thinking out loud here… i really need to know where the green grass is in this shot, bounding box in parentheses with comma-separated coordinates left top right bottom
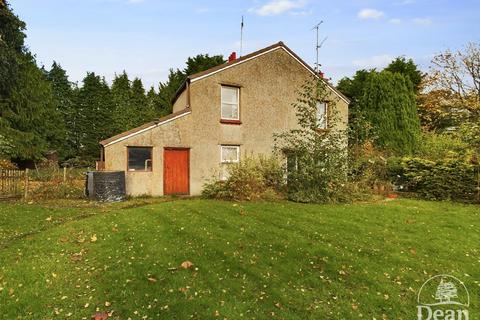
(0, 198, 479, 319)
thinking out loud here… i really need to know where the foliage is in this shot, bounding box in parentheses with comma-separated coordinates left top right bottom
(414, 131, 469, 160)
(420, 42, 480, 130)
(3, 53, 64, 160)
(0, 0, 26, 98)
(275, 77, 349, 203)
(45, 61, 74, 158)
(1, 199, 479, 319)
(337, 69, 374, 147)
(74, 72, 115, 160)
(29, 179, 85, 200)
(359, 71, 421, 154)
(391, 157, 479, 203)
(384, 56, 424, 92)
(348, 140, 392, 196)
(202, 156, 284, 201)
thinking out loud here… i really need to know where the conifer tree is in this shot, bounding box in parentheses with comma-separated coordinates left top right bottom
(111, 71, 132, 131)
(46, 61, 74, 158)
(131, 77, 155, 124)
(76, 72, 115, 160)
(359, 71, 420, 154)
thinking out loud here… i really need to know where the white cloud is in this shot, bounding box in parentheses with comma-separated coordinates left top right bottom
(389, 18, 402, 24)
(353, 54, 394, 68)
(250, 0, 306, 16)
(413, 17, 432, 26)
(358, 8, 384, 20)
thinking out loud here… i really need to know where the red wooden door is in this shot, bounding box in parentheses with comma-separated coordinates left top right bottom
(163, 148, 189, 195)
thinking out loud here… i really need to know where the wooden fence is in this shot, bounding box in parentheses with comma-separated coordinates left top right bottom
(0, 169, 27, 200)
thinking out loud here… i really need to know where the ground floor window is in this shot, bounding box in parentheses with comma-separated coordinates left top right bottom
(220, 145, 240, 180)
(127, 147, 152, 171)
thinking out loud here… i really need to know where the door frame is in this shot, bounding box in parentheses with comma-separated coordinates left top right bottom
(163, 147, 190, 195)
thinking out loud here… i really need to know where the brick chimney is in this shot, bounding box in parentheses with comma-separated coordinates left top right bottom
(228, 52, 237, 62)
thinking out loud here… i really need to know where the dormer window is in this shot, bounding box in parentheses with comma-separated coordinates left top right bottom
(316, 101, 328, 129)
(221, 85, 240, 121)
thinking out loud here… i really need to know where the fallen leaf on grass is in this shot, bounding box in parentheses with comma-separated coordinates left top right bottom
(92, 312, 109, 320)
(147, 277, 157, 283)
(180, 261, 194, 269)
(90, 234, 97, 242)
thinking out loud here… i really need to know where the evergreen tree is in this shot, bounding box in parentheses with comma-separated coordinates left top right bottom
(157, 68, 185, 114)
(384, 57, 423, 93)
(359, 71, 421, 154)
(111, 71, 132, 131)
(146, 86, 163, 117)
(5, 54, 64, 159)
(0, 0, 26, 99)
(131, 77, 155, 124)
(337, 69, 375, 147)
(0, 2, 63, 160)
(76, 72, 115, 160)
(46, 61, 74, 158)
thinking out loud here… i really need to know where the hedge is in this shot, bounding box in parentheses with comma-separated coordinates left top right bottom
(392, 157, 480, 203)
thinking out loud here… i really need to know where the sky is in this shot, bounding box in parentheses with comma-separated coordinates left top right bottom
(9, 0, 480, 89)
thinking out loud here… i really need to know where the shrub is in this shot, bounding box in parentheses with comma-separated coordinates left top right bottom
(415, 131, 468, 160)
(29, 179, 85, 200)
(202, 156, 285, 201)
(391, 157, 479, 203)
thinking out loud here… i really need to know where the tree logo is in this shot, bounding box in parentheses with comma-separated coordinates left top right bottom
(417, 274, 470, 319)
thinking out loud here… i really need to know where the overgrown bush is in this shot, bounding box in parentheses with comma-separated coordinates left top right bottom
(30, 180, 85, 200)
(415, 131, 468, 160)
(202, 156, 285, 201)
(349, 140, 393, 195)
(390, 157, 479, 203)
(274, 77, 352, 203)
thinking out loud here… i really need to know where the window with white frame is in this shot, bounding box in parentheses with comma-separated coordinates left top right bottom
(220, 145, 240, 163)
(221, 86, 239, 120)
(220, 145, 240, 181)
(316, 101, 328, 129)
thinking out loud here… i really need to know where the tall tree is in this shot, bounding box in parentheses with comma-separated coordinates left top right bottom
(131, 77, 155, 124)
(111, 71, 133, 131)
(384, 57, 423, 92)
(45, 61, 74, 158)
(0, 2, 63, 160)
(359, 71, 421, 154)
(337, 69, 375, 147)
(0, 0, 26, 99)
(419, 42, 480, 130)
(76, 72, 115, 160)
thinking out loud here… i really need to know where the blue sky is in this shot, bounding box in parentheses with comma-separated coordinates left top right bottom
(10, 0, 480, 89)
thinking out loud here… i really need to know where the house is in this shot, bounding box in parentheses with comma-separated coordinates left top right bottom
(99, 42, 349, 196)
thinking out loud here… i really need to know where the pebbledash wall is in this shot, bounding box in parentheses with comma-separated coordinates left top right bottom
(101, 43, 349, 196)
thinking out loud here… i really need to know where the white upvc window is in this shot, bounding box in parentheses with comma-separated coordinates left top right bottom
(221, 86, 239, 120)
(316, 101, 328, 129)
(220, 145, 240, 163)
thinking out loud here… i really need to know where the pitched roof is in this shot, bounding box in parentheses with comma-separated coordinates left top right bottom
(101, 42, 350, 148)
(100, 107, 191, 146)
(172, 41, 350, 105)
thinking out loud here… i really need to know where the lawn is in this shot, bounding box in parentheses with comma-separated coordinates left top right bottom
(0, 198, 478, 319)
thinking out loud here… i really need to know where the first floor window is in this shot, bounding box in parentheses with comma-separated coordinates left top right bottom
(316, 101, 328, 129)
(220, 145, 240, 180)
(221, 86, 240, 120)
(127, 147, 152, 171)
